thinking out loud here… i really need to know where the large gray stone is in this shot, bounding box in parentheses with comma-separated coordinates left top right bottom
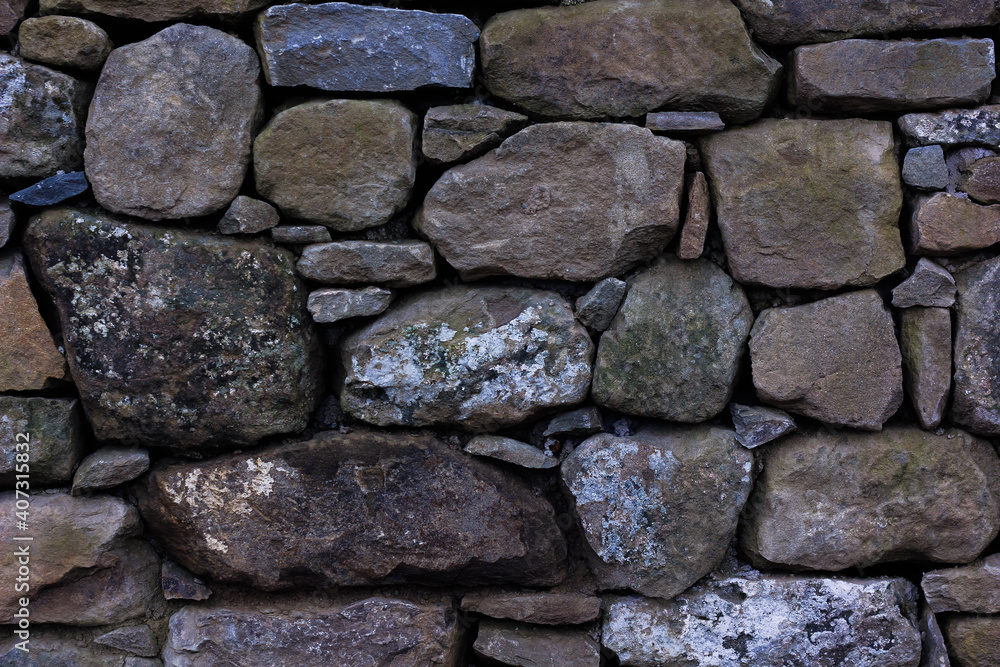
(899, 105, 1000, 150)
(923, 553, 1000, 614)
(422, 104, 529, 165)
(953, 256, 1000, 435)
(339, 286, 593, 430)
(0, 397, 81, 487)
(473, 621, 601, 667)
(901, 307, 952, 430)
(592, 257, 752, 423)
(40, 0, 271, 21)
(296, 240, 436, 288)
(414, 122, 685, 282)
(85, 24, 262, 220)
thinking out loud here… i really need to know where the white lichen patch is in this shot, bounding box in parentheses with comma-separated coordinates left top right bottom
(162, 457, 297, 520)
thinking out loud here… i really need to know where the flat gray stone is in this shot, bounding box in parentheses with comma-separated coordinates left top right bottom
(474, 620, 601, 667)
(901, 307, 952, 430)
(95, 625, 158, 658)
(953, 256, 1000, 435)
(542, 406, 603, 438)
(218, 196, 279, 235)
(296, 240, 436, 288)
(422, 104, 529, 164)
(729, 404, 796, 449)
(0, 397, 81, 486)
(958, 155, 1000, 204)
(40, 0, 271, 21)
(307, 287, 394, 324)
(255, 3, 479, 92)
(575, 277, 627, 332)
(271, 226, 332, 245)
(18, 15, 113, 71)
(464, 435, 558, 469)
(892, 258, 957, 308)
(71, 446, 150, 495)
(904, 146, 949, 191)
(923, 553, 1000, 614)
(9, 171, 88, 206)
(161, 561, 211, 601)
(646, 111, 725, 135)
(909, 192, 1000, 255)
(461, 592, 600, 625)
(899, 105, 1000, 150)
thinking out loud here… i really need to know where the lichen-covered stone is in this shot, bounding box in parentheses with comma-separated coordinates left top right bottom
(923, 553, 1000, 614)
(307, 287, 394, 325)
(86, 24, 262, 220)
(562, 425, 754, 600)
(24, 207, 322, 451)
(296, 240, 436, 288)
(415, 122, 685, 281)
(339, 286, 593, 430)
(740, 427, 1000, 571)
(953, 256, 1000, 436)
(901, 307, 952, 430)
(138, 429, 567, 589)
(461, 592, 601, 626)
(729, 404, 796, 449)
(903, 146, 949, 191)
(0, 397, 81, 486)
(909, 193, 1000, 255)
(422, 104, 529, 164)
(592, 257, 752, 423)
(603, 576, 921, 667)
(71, 446, 150, 495)
(464, 435, 558, 469)
(473, 620, 601, 667)
(254, 99, 416, 231)
(575, 278, 627, 332)
(701, 119, 905, 289)
(959, 156, 1000, 205)
(940, 615, 1000, 667)
(892, 258, 957, 308)
(899, 105, 1000, 149)
(40, 0, 270, 21)
(480, 0, 782, 123)
(18, 16, 113, 71)
(217, 196, 279, 235)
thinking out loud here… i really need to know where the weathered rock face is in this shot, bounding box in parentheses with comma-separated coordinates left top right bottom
(339, 286, 593, 430)
(254, 99, 416, 231)
(898, 105, 1000, 149)
(138, 429, 567, 589)
(741, 427, 1000, 571)
(940, 615, 1000, 667)
(40, 0, 270, 21)
(647, 111, 725, 135)
(960, 156, 1000, 204)
(162, 562, 211, 602)
(750, 290, 903, 430)
(592, 257, 752, 422)
(678, 172, 711, 260)
(422, 104, 529, 164)
(892, 258, 957, 308)
(18, 16, 113, 71)
(306, 287, 394, 325)
(24, 207, 322, 450)
(575, 277, 627, 332)
(900, 307, 952, 431)
(464, 435, 558, 470)
(461, 592, 601, 625)
(909, 193, 1000, 255)
(0, 54, 87, 179)
(0, 626, 158, 665)
(85, 24, 261, 220)
(561, 425, 754, 600)
(480, 0, 782, 123)
(0, 397, 81, 486)
(217, 196, 279, 235)
(163, 598, 460, 667)
(603, 576, 922, 667)
(953, 256, 1000, 436)
(789, 38, 995, 113)
(71, 446, 150, 495)
(921, 605, 950, 667)
(473, 620, 601, 667)
(415, 122, 685, 281)
(94, 625, 158, 657)
(255, 3, 479, 91)
(701, 119, 904, 289)
(923, 553, 1000, 614)
(296, 240, 436, 287)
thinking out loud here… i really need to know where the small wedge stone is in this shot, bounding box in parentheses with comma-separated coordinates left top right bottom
(892, 259, 957, 308)
(464, 435, 558, 469)
(730, 404, 796, 449)
(307, 287, 394, 324)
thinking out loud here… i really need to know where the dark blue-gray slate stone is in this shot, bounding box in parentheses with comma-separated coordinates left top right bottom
(9, 171, 88, 206)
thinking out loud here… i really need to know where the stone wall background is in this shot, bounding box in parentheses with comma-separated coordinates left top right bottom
(1, 0, 1000, 665)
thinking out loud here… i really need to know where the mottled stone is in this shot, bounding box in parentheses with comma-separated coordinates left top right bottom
(543, 406, 603, 438)
(575, 278, 627, 332)
(904, 146, 950, 191)
(678, 171, 711, 260)
(899, 106, 1000, 150)
(296, 240, 436, 288)
(959, 156, 1000, 205)
(603, 576, 921, 667)
(40, 0, 270, 21)
(86, 25, 261, 220)
(920, 605, 950, 667)
(255, 3, 479, 92)
(592, 257, 752, 423)
(161, 562, 211, 601)
(139, 429, 567, 588)
(71, 446, 150, 495)
(95, 625, 158, 658)
(474, 620, 600, 667)
(25, 207, 322, 451)
(741, 427, 1000, 571)
(0, 250, 66, 391)
(750, 290, 903, 430)
(422, 104, 529, 164)
(729, 404, 796, 449)
(339, 286, 593, 430)
(940, 616, 1000, 667)
(562, 425, 754, 599)
(9, 171, 88, 206)
(415, 122, 685, 281)
(953, 257, 1000, 435)
(923, 553, 1000, 614)
(0, 397, 81, 486)
(0, 199, 12, 248)
(18, 16, 113, 71)
(0, 0, 27, 36)
(646, 111, 725, 135)
(901, 307, 952, 430)
(217, 196, 279, 235)
(464, 435, 558, 470)
(254, 99, 416, 231)
(910, 193, 1000, 255)
(0, 54, 87, 178)
(701, 119, 904, 289)
(307, 287, 394, 324)
(461, 592, 600, 625)
(480, 0, 782, 123)
(893, 259, 957, 308)
(270, 226, 331, 245)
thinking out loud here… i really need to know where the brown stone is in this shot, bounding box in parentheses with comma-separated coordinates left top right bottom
(473, 621, 601, 667)
(40, 0, 270, 21)
(461, 592, 601, 625)
(920, 604, 950, 667)
(923, 553, 1000, 614)
(296, 240, 436, 288)
(960, 156, 1000, 205)
(678, 172, 711, 260)
(940, 615, 1000, 667)
(910, 193, 1000, 255)
(901, 307, 952, 430)
(422, 104, 529, 165)
(18, 16, 113, 71)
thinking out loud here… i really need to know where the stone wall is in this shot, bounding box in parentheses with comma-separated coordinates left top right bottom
(1, 0, 999, 665)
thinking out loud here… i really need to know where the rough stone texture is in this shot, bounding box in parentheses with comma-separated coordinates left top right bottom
(422, 104, 529, 164)
(72, 446, 150, 495)
(0, 397, 81, 486)
(162, 562, 211, 601)
(904, 146, 950, 191)
(95, 625, 158, 658)
(592, 257, 752, 423)
(255, 3, 479, 91)
(646, 111, 725, 135)
(18, 16, 113, 71)
(24, 207, 322, 451)
(254, 99, 416, 231)
(0, 249, 66, 392)
(543, 406, 603, 438)
(909, 193, 1000, 255)
(893, 259, 957, 308)
(464, 435, 558, 469)
(0, 199, 12, 248)
(307, 287, 394, 324)
(953, 256, 1000, 436)
(678, 172, 711, 260)
(899, 106, 1000, 150)
(940, 615, 1000, 667)
(339, 286, 593, 430)
(740, 426, 1000, 571)
(415, 122, 685, 281)
(750, 290, 903, 430)
(271, 226, 331, 245)
(730, 404, 796, 449)
(461, 592, 600, 625)
(733, 0, 1000, 44)
(0, 627, 158, 666)
(923, 553, 1000, 614)
(603, 576, 921, 667)
(561, 425, 754, 599)
(480, 0, 782, 123)
(575, 277, 627, 332)
(473, 620, 601, 667)
(296, 240, 436, 288)
(9, 171, 88, 206)
(163, 599, 460, 666)
(789, 39, 995, 114)
(901, 307, 952, 430)
(40, 0, 271, 21)
(217, 196, 279, 235)
(138, 429, 567, 589)
(701, 119, 904, 289)
(920, 605, 950, 667)
(949, 147, 998, 190)
(0, 54, 87, 179)
(959, 156, 1000, 205)
(0, 0, 27, 36)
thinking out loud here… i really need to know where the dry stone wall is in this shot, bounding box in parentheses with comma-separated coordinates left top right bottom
(2, 0, 1000, 665)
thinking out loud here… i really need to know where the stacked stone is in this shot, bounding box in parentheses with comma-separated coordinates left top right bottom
(2, 0, 1000, 664)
